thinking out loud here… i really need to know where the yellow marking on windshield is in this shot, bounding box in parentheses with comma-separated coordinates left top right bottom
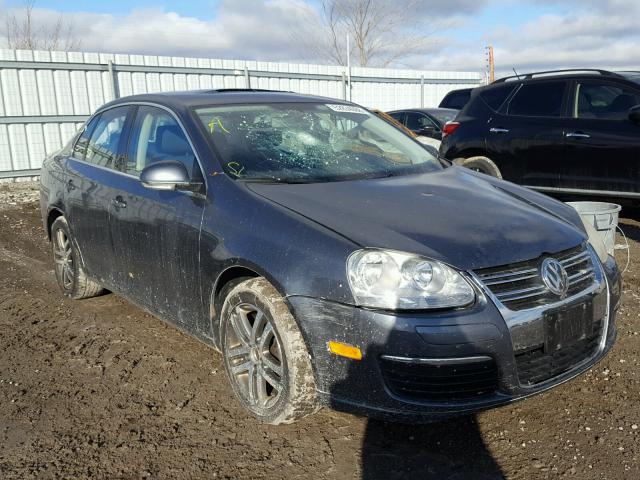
(227, 162, 245, 176)
(208, 117, 230, 134)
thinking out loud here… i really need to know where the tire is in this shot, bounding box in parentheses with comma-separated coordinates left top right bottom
(454, 156, 502, 179)
(220, 277, 317, 424)
(50, 216, 103, 300)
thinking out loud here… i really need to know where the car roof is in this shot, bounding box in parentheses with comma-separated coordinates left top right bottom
(442, 88, 472, 95)
(99, 89, 352, 112)
(620, 72, 640, 84)
(492, 69, 640, 85)
(387, 108, 459, 115)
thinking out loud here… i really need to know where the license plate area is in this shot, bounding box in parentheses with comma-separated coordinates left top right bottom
(545, 300, 594, 352)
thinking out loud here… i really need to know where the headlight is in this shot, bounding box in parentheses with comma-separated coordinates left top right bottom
(579, 218, 609, 264)
(347, 249, 475, 310)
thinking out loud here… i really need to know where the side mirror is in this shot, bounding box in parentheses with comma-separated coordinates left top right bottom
(140, 160, 199, 191)
(629, 105, 640, 125)
(418, 125, 436, 136)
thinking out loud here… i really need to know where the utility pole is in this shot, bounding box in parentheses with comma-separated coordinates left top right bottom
(485, 45, 495, 83)
(346, 33, 352, 101)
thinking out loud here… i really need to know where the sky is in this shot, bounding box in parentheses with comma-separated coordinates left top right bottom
(1, 0, 639, 77)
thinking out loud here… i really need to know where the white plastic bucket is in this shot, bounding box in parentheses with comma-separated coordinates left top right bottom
(566, 201, 621, 256)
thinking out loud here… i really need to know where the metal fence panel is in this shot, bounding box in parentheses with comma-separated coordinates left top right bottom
(0, 48, 482, 179)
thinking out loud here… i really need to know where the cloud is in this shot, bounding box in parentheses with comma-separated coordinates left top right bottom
(1, 0, 321, 61)
(530, 0, 640, 13)
(485, 1, 640, 76)
(1, 0, 639, 77)
(0, 0, 486, 67)
(386, 0, 640, 77)
(400, 0, 491, 19)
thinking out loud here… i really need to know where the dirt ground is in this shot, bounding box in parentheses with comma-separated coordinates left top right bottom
(0, 181, 639, 480)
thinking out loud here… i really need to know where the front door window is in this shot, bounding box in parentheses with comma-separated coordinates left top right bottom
(574, 82, 640, 120)
(126, 106, 200, 180)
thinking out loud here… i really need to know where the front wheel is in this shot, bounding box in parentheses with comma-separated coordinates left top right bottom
(220, 277, 317, 424)
(454, 156, 503, 179)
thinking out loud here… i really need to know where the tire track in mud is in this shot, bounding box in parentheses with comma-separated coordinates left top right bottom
(0, 205, 355, 480)
(1, 191, 640, 479)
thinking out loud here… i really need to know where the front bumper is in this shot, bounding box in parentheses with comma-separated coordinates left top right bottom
(288, 256, 621, 422)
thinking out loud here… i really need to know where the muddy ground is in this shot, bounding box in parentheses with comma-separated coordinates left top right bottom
(0, 181, 639, 480)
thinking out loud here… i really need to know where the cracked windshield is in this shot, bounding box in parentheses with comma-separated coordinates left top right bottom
(195, 102, 441, 182)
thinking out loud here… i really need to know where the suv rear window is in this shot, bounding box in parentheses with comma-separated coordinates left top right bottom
(440, 90, 471, 109)
(479, 84, 517, 111)
(508, 81, 566, 117)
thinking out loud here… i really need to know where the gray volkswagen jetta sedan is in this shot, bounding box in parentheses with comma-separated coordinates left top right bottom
(39, 90, 621, 424)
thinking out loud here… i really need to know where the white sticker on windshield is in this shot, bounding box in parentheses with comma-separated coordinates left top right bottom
(325, 104, 369, 115)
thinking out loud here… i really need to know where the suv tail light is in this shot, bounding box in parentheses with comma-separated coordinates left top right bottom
(442, 121, 460, 137)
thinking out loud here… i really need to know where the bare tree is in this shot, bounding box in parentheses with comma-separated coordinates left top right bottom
(3, 0, 81, 51)
(301, 0, 431, 68)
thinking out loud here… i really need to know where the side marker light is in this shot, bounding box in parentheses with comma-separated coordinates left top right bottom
(328, 341, 363, 360)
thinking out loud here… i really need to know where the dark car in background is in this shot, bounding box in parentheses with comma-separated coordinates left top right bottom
(440, 69, 640, 199)
(387, 108, 459, 140)
(438, 88, 473, 110)
(40, 90, 620, 424)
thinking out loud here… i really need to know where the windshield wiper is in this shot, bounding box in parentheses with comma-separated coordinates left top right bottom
(239, 177, 285, 184)
(356, 171, 398, 181)
(241, 172, 403, 184)
(439, 157, 452, 168)
(240, 176, 320, 184)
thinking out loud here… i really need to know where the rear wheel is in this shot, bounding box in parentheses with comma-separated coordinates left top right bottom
(51, 217, 103, 300)
(454, 156, 502, 179)
(220, 277, 317, 424)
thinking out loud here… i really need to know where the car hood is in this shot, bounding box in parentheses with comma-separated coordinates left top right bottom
(247, 167, 586, 270)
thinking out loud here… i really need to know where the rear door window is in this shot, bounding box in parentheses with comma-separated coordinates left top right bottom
(480, 84, 517, 111)
(508, 81, 567, 117)
(72, 115, 101, 160)
(84, 106, 129, 168)
(574, 82, 640, 120)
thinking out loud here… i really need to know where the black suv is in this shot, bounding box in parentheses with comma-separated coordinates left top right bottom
(440, 69, 640, 199)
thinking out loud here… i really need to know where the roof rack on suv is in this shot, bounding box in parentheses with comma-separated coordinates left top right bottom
(493, 69, 623, 83)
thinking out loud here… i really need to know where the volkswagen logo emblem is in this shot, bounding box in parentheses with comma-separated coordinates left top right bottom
(541, 258, 568, 297)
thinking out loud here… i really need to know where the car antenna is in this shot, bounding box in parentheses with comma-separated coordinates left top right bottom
(512, 68, 521, 80)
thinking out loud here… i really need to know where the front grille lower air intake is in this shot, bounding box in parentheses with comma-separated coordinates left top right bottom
(380, 356, 499, 401)
(514, 319, 604, 385)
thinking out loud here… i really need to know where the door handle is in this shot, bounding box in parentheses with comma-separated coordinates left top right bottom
(111, 196, 127, 209)
(489, 127, 509, 134)
(565, 132, 590, 139)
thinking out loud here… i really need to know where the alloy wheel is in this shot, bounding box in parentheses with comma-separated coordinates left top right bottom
(53, 228, 74, 290)
(225, 303, 285, 409)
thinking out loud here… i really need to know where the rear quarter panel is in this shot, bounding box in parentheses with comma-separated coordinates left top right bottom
(39, 154, 68, 236)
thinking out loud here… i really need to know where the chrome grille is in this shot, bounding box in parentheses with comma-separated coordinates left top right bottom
(475, 245, 596, 311)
